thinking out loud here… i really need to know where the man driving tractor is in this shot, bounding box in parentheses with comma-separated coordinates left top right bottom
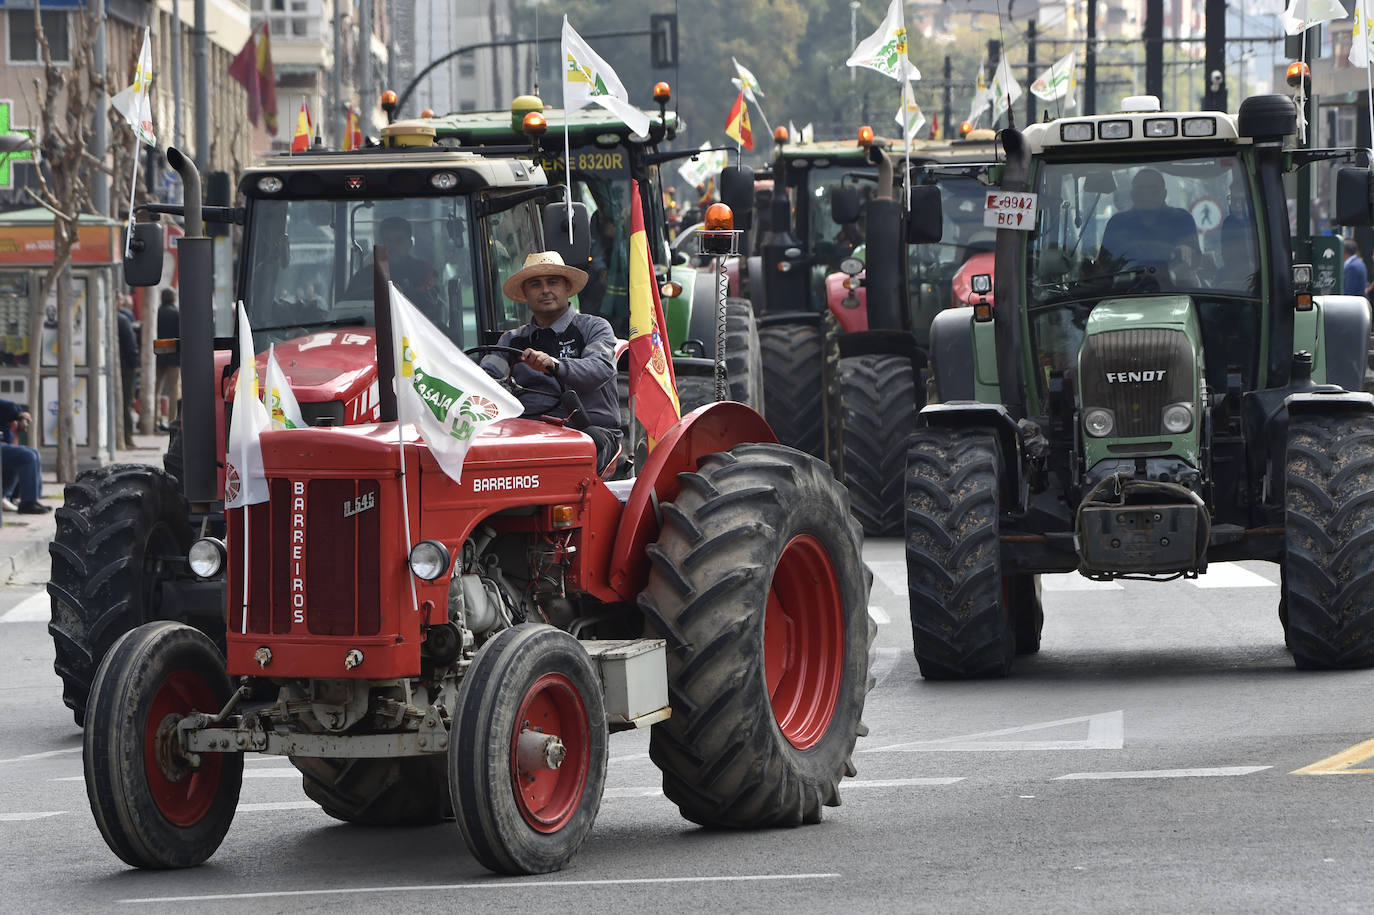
(480, 251, 622, 472)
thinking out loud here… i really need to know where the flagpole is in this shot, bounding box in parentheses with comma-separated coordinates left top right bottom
(1299, 30, 1308, 144)
(1365, 0, 1374, 147)
(241, 507, 251, 634)
(389, 283, 420, 615)
(564, 108, 574, 243)
(124, 147, 142, 257)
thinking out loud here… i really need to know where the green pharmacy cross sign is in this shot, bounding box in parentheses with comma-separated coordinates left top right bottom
(0, 101, 37, 189)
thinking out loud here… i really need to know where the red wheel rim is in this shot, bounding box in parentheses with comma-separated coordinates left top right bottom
(510, 672, 590, 833)
(143, 670, 224, 827)
(764, 534, 844, 749)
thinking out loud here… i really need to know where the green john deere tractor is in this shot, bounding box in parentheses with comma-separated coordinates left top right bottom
(905, 93, 1374, 677)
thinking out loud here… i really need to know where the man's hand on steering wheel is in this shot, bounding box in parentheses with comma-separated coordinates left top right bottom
(520, 348, 561, 376)
(464, 344, 565, 417)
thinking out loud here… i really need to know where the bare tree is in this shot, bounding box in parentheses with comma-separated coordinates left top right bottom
(24, 3, 114, 481)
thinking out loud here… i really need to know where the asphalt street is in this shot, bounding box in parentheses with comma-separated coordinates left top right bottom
(2, 539, 1372, 914)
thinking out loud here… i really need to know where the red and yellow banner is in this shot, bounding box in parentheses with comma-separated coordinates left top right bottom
(725, 90, 753, 150)
(291, 98, 312, 153)
(627, 179, 679, 446)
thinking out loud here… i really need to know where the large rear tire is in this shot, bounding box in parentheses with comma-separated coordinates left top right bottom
(759, 323, 824, 458)
(84, 622, 241, 869)
(47, 464, 198, 726)
(724, 297, 763, 409)
(905, 427, 1015, 679)
(1282, 413, 1374, 669)
(292, 756, 451, 826)
(676, 373, 717, 415)
(837, 354, 917, 536)
(640, 443, 872, 828)
(451, 624, 607, 875)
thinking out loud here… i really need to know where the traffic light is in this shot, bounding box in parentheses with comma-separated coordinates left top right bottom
(650, 13, 677, 70)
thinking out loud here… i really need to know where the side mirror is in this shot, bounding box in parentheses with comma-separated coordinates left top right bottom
(905, 185, 944, 244)
(719, 165, 755, 231)
(123, 222, 164, 287)
(1334, 167, 1374, 227)
(831, 185, 861, 224)
(542, 202, 591, 270)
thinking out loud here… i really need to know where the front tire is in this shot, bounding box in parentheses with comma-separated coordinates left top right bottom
(759, 323, 824, 458)
(837, 354, 917, 536)
(640, 443, 872, 828)
(47, 464, 197, 726)
(905, 427, 1015, 678)
(450, 624, 607, 875)
(83, 622, 241, 869)
(1282, 413, 1374, 669)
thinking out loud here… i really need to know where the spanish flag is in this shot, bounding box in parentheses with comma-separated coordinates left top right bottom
(343, 104, 362, 151)
(290, 97, 311, 153)
(725, 90, 753, 151)
(628, 178, 679, 446)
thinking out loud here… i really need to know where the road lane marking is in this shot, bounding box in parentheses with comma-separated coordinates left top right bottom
(118, 873, 843, 904)
(0, 747, 80, 764)
(1291, 738, 1374, 775)
(608, 752, 650, 763)
(845, 777, 964, 788)
(0, 592, 50, 623)
(1056, 766, 1270, 780)
(238, 801, 319, 813)
(0, 811, 65, 821)
(1192, 564, 1276, 589)
(863, 710, 1125, 752)
(868, 605, 891, 625)
(869, 647, 902, 689)
(867, 560, 906, 597)
(1041, 574, 1124, 592)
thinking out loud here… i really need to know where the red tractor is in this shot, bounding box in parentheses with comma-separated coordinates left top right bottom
(79, 126, 872, 875)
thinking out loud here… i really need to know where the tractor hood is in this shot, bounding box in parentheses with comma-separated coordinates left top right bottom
(226, 328, 382, 425)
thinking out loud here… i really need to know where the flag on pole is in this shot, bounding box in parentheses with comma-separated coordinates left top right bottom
(968, 69, 992, 124)
(228, 31, 263, 127)
(257, 24, 279, 135)
(291, 98, 312, 153)
(732, 57, 765, 102)
(264, 345, 305, 430)
(725, 90, 754, 150)
(391, 285, 523, 485)
(1281, 0, 1347, 34)
(895, 76, 926, 139)
(989, 58, 1024, 124)
(800, 122, 814, 143)
(1351, 8, 1374, 67)
(343, 104, 363, 150)
(561, 16, 651, 137)
(110, 28, 155, 147)
(1031, 50, 1078, 107)
(628, 179, 680, 445)
(677, 142, 727, 187)
(846, 0, 921, 81)
(225, 302, 272, 509)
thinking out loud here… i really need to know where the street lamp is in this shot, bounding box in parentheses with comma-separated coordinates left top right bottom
(850, 2, 861, 83)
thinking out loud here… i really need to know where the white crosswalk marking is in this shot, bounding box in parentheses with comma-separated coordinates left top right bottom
(1193, 564, 1276, 589)
(0, 592, 50, 624)
(1041, 574, 1123, 592)
(867, 560, 906, 597)
(1056, 765, 1271, 780)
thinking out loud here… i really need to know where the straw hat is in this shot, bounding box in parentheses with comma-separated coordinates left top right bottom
(501, 251, 589, 303)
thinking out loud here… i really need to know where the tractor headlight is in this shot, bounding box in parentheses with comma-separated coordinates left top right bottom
(188, 538, 227, 578)
(408, 540, 451, 581)
(1084, 408, 1115, 437)
(1162, 403, 1194, 434)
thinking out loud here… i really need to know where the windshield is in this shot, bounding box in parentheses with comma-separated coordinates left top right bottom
(1029, 155, 1259, 305)
(242, 196, 479, 349)
(798, 164, 875, 308)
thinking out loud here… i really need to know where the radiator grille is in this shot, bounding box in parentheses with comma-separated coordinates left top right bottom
(1079, 329, 1194, 438)
(230, 478, 382, 637)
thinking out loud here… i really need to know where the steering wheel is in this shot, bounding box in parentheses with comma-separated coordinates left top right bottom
(464, 344, 566, 418)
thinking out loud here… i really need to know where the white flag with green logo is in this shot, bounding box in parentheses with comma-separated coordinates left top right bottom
(225, 302, 272, 509)
(677, 142, 727, 188)
(1351, 3, 1374, 67)
(732, 57, 765, 102)
(846, 0, 921, 81)
(1281, 0, 1347, 34)
(390, 284, 523, 485)
(989, 58, 1024, 124)
(968, 69, 992, 124)
(562, 16, 650, 137)
(110, 27, 155, 147)
(1031, 50, 1077, 105)
(895, 77, 926, 139)
(264, 344, 305, 430)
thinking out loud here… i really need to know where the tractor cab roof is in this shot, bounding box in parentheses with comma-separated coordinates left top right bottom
(1021, 98, 1247, 156)
(429, 103, 680, 148)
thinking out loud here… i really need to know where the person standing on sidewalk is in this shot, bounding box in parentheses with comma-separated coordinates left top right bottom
(154, 288, 180, 432)
(0, 398, 51, 514)
(117, 295, 139, 447)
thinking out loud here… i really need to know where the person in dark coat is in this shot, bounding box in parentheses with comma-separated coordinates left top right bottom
(155, 287, 180, 432)
(117, 295, 140, 445)
(0, 398, 50, 513)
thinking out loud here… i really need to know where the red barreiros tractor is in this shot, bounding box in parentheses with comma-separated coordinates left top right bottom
(80, 123, 872, 875)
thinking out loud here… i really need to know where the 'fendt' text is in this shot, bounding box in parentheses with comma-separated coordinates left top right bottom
(1106, 370, 1168, 383)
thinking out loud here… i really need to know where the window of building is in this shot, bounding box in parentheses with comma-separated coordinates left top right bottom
(8, 10, 70, 63)
(458, 52, 475, 78)
(255, 0, 317, 42)
(460, 100, 477, 112)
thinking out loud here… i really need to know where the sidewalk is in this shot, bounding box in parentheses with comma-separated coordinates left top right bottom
(0, 433, 170, 584)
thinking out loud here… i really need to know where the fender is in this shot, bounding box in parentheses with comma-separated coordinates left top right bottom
(607, 401, 776, 598)
(1310, 294, 1372, 392)
(918, 401, 1027, 513)
(1285, 390, 1374, 415)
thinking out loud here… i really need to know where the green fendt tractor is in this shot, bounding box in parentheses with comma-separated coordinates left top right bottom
(906, 94, 1374, 677)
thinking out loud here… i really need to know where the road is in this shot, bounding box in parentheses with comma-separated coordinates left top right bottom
(2, 540, 1372, 914)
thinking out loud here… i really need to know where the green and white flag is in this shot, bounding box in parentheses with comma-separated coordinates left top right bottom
(968, 69, 992, 124)
(225, 302, 272, 509)
(110, 26, 155, 147)
(1351, 3, 1374, 67)
(846, 0, 921, 82)
(1281, 0, 1347, 34)
(562, 16, 650, 137)
(896, 77, 926, 139)
(732, 57, 764, 102)
(1031, 50, 1077, 107)
(677, 142, 727, 188)
(989, 57, 1023, 124)
(391, 283, 523, 485)
(264, 344, 304, 431)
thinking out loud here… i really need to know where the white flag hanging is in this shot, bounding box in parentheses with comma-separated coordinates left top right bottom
(1351, 6, 1374, 67)
(1031, 50, 1078, 104)
(562, 17, 650, 137)
(1281, 0, 1347, 34)
(264, 344, 305, 430)
(732, 57, 765, 102)
(391, 284, 524, 485)
(110, 27, 155, 147)
(989, 57, 1024, 124)
(846, 0, 921, 81)
(968, 70, 993, 124)
(677, 142, 727, 188)
(800, 122, 814, 143)
(895, 77, 927, 139)
(225, 302, 272, 509)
